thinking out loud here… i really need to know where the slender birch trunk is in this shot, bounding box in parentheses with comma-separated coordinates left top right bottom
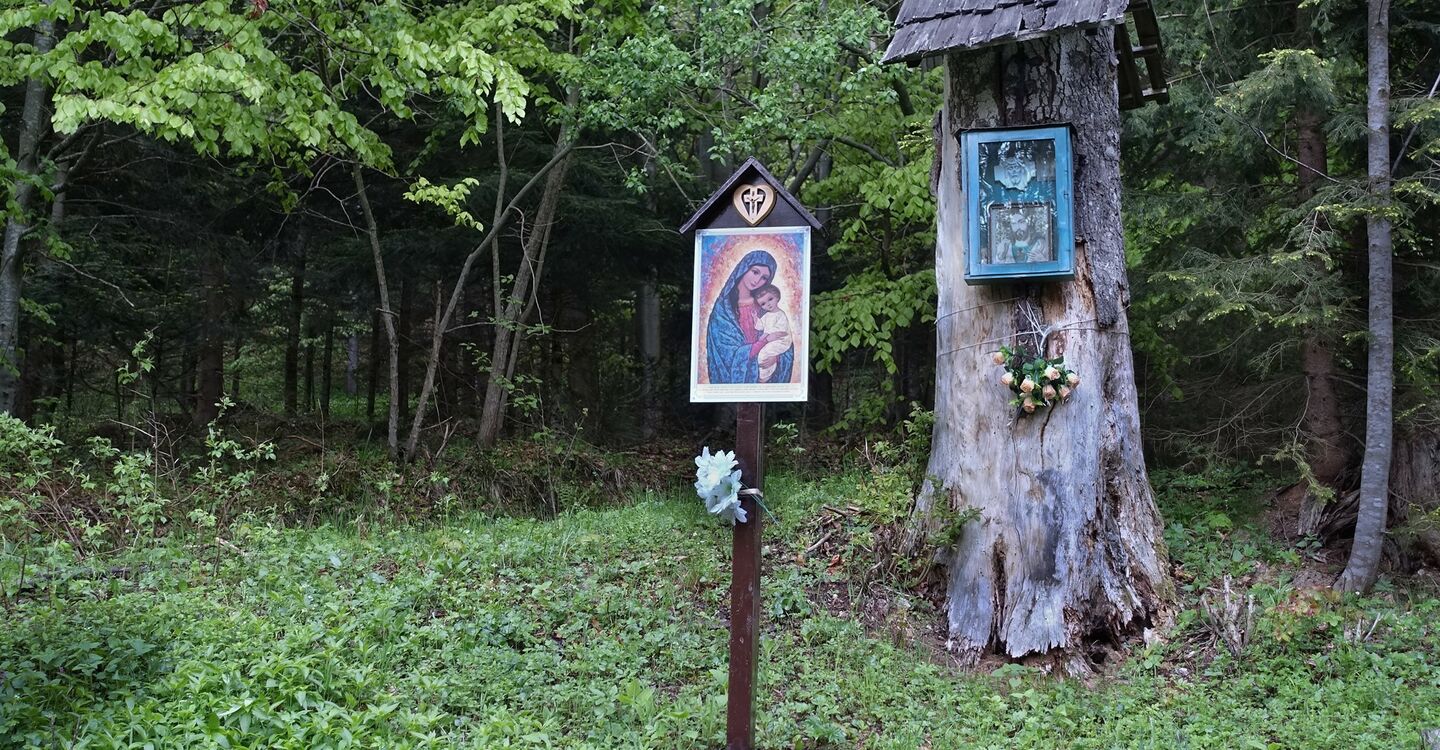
(1336, 0, 1393, 593)
(353, 165, 402, 459)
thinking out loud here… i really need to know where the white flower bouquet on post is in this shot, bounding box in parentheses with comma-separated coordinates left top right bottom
(694, 447, 748, 525)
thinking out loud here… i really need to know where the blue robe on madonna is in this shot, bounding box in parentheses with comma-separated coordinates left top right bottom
(706, 250, 795, 385)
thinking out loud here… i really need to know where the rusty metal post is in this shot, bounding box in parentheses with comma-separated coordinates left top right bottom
(726, 402, 765, 750)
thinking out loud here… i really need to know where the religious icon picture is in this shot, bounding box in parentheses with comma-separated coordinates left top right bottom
(987, 202, 1055, 264)
(960, 125, 1075, 283)
(690, 226, 811, 403)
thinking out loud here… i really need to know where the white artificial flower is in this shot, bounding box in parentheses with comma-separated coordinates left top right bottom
(694, 450, 749, 526)
(694, 447, 738, 496)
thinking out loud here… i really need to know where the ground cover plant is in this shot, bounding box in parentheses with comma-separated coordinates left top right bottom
(3, 470, 1437, 749)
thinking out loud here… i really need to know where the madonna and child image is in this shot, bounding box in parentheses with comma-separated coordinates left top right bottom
(689, 226, 810, 403)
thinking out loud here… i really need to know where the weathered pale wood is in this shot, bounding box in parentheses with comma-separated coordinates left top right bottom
(915, 29, 1169, 668)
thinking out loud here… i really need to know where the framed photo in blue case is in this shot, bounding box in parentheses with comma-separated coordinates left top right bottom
(959, 125, 1075, 284)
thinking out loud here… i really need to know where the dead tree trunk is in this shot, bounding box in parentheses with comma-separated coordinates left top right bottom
(1336, 0, 1393, 593)
(915, 36, 1169, 669)
(366, 307, 381, 424)
(346, 330, 359, 397)
(303, 321, 316, 412)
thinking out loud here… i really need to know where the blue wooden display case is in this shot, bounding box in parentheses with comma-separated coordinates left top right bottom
(959, 125, 1075, 284)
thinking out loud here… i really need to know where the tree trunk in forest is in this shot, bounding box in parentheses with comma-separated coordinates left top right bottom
(399, 113, 577, 459)
(0, 6, 55, 416)
(397, 277, 414, 425)
(284, 225, 307, 416)
(194, 250, 226, 427)
(320, 322, 334, 420)
(639, 267, 662, 440)
(230, 334, 241, 402)
(346, 331, 359, 397)
(1292, 101, 1355, 537)
(353, 166, 401, 458)
(477, 123, 577, 449)
(367, 307, 381, 424)
(303, 322, 316, 412)
(1336, 0, 1393, 593)
(639, 152, 663, 441)
(913, 37, 1169, 669)
(1390, 427, 1440, 565)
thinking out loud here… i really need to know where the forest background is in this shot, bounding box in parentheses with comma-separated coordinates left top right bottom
(3, 0, 1440, 588)
(2, 0, 1440, 743)
(2, 0, 1440, 742)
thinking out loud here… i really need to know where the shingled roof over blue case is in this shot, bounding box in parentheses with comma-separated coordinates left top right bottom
(882, 0, 1129, 64)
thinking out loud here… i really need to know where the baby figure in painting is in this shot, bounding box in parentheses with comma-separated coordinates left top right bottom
(750, 284, 792, 383)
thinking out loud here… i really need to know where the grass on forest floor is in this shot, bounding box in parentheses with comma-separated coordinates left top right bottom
(2, 471, 1439, 749)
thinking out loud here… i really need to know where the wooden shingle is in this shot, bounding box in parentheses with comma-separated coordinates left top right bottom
(884, 0, 1125, 63)
(883, 0, 1169, 110)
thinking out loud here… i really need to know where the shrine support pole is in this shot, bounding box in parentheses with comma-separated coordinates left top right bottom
(727, 402, 765, 750)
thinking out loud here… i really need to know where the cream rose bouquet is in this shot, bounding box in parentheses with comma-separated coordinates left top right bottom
(990, 345, 1080, 414)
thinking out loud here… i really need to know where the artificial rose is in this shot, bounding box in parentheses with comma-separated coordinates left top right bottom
(1044, 365, 1061, 381)
(1042, 384, 1057, 400)
(1001, 372, 1016, 387)
(1020, 377, 1036, 394)
(1067, 372, 1080, 387)
(1059, 385, 1072, 400)
(992, 351, 1007, 366)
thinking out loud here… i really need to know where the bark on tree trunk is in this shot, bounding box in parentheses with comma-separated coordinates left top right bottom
(477, 125, 577, 449)
(639, 266, 662, 440)
(194, 250, 226, 427)
(398, 276, 414, 425)
(353, 165, 401, 459)
(1390, 427, 1440, 565)
(1336, 0, 1393, 593)
(914, 36, 1169, 669)
(346, 330, 359, 397)
(367, 307, 381, 424)
(320, 322, 334, 421)
(1292, 102, 1355, 537)
(284, 225, 307, 416)
(303, 321, 316, 412)
(0, 6, 56, 415)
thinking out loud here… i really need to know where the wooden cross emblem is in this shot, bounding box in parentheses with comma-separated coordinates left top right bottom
(732, 182, 776, 225)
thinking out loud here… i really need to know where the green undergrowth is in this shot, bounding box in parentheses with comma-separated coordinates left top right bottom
(2, 473, 1438, 749)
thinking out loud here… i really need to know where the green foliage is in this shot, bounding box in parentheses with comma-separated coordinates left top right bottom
(2, 472, 1438, 748)
(0, 409, 276, 554)
(811, 269, 935, 375)
(1122, 0, 1440, 458)
(1154, 466, 1296, 590)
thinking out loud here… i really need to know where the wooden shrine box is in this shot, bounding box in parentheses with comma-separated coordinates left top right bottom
(961, 124, 1076, 284)
(680, 158, 822, 404)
